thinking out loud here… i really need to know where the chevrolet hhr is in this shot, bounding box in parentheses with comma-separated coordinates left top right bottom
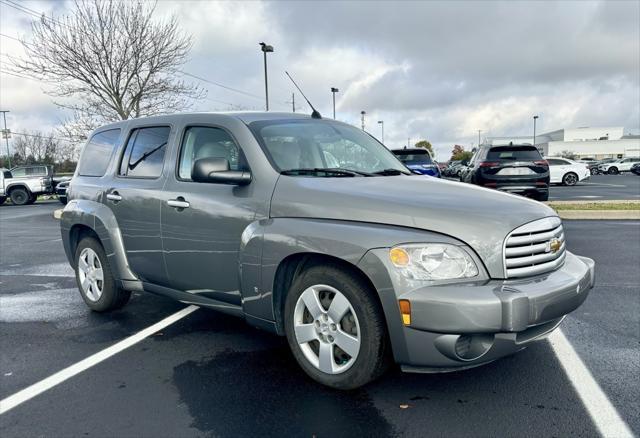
(61, 112, 594, 389)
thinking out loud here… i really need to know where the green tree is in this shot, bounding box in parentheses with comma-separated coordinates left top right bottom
(450, 144, 472, 161)
(414, 140, 434, 156)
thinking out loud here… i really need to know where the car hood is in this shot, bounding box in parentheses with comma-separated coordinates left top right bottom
(270, 175, 557, 278)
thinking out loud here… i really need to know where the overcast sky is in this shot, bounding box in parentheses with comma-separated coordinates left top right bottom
(1, 0, 639, 159)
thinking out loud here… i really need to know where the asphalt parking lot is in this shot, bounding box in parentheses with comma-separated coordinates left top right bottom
(444, 173, 640, 201)
(0, 202, 638, 437)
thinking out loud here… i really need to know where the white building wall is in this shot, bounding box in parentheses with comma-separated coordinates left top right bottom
(545, 138, 640, 159)
(562, 127, 624, 141)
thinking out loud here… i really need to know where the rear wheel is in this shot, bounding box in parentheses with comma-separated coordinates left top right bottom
(608, 167, 619, 175)
(9, 187, 30, 206)
(562, 172, 578, 186)
(284, 264, 390, 390)
(74, 236, 131, 312)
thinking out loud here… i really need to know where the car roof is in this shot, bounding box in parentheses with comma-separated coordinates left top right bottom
(94, 111, 314, 131)
(391, 148, 429, 153)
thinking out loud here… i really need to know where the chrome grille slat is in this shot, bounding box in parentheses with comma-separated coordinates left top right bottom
(504, 217, 566, 278)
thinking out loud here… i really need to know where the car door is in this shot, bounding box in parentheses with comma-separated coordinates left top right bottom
(160, 124, 266, 305)
(104, 125, 172, 285)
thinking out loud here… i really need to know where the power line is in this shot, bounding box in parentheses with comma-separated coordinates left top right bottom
(0, 0, 68, 28)
(178, 70, 264, 101)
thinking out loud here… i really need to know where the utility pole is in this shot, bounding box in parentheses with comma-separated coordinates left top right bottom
(331, 87, 339, 119)
(478, 129, 482, 146)
(360, 111, 366, 130)
(0, 110, 10, 168)
(407, 137, 411, 149)
(377, 120, 384, 143)
(286, 93, 295, 112)
(533, 115, 539, 146)
(259, 42, 274, 111)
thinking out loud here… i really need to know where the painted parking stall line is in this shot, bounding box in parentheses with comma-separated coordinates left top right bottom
(549, 329, 634, 438)
(0, 305, 199, 415)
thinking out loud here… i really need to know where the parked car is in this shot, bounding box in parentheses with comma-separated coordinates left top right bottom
(392, 148, 440, 177)
(0, 165, 54, 205)
(631, 162, 640, 176)
(61, 112, 594, 389)
(598, 157, 640, 174)
(459, 144, 550, 201)
(56, 179, 71, 204)
(545, 157, 590, 186)
(443, 160, 462, 177)
(436, 161, 448, 173)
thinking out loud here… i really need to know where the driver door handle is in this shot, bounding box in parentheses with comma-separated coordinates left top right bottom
(167, 198, 190, 209)
(106, 192, 122, 202)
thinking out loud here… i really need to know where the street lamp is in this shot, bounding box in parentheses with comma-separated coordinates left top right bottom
(533, 115, 539, 146)
(377, 120, 384, 143)
(331, 87, 339, 119)
(259, 42, 274, 111)
(0, 110, 10, 168)
(360, 111, 366, 130)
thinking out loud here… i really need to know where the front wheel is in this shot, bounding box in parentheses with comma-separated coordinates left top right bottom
(284, 264, 390, 389)
(9, 187, 30, 205)
(74, 236, 131, 312)
(608, 167, 619, 175)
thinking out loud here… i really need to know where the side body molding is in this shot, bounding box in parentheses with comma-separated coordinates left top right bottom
(239, 217, 462, 333)
(60, 199, 139, 283)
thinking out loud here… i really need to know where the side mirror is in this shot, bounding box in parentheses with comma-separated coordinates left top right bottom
(192, 157, 251, 185)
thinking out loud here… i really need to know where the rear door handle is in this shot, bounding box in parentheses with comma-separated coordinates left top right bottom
(167, 198, 190, 209)
(106, 192, 122, 202)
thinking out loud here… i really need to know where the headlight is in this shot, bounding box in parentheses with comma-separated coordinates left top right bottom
(389, 244, 479, 280)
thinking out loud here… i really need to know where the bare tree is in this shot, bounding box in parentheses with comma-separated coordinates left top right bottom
(13, 0, 204, 133)
(11, 132, 60, 164)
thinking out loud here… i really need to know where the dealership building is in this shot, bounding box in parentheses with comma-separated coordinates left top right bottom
(486, 127, 640, 159)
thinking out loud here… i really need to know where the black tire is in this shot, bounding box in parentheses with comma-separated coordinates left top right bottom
(536, 191, 549, 201)
(608, 167, 619, 175)
(74, 236, 131, 312)
(562, 172, 579, 186)
(0, 196, 5, 205)
(25, 194, 37, 205)
(9, 187, 30, 206)
(590, 168, 597, 175)
(284, 263, 390, 390)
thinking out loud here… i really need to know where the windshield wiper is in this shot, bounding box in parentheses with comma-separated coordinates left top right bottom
(128, 142, 167, 170)
(280, 168, 359, 177)
(372, 168, 411, 176)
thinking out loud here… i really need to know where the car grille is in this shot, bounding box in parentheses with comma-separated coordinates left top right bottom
(504, 216, 566, 278)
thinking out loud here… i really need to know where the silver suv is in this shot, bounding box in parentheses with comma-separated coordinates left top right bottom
(61, 112, 594, 389)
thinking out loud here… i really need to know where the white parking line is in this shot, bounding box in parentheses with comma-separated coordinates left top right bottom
(0, 305, 199, 415)
(548, 329, 634, 438)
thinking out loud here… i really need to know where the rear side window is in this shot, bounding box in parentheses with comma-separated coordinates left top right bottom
(177, 126, 244, 180)
(119, 127, 170, 178)
(487, 146, 542, 161)
(77, 129, 121, 177)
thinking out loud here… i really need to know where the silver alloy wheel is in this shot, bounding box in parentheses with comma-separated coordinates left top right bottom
(78, 247, 104, 302)
(293, 284, 361, 375)
(564, 173, 578, 185)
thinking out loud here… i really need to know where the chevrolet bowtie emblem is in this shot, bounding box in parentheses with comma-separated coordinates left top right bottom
(548, 238, 562, 253)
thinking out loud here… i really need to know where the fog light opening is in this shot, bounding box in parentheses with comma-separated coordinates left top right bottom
(454, 334, 494, 361)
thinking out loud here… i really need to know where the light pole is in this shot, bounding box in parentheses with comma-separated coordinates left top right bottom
(360, 111, 366, 130)
(331, 87, 339, 119)
(377, 120, 384, 143)
(533, 115, 539, 146)
(478, 129, 482, 147)
(0, 110, 10, 168)
(259, 42, 274, 111)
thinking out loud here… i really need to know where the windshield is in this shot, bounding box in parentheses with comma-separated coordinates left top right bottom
(487, 146, 542, 161)
(251, 120, 408, 175)
(393, 150, 433, 164)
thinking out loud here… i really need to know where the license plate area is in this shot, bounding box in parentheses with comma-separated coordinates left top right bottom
(498, 167, 535, 176)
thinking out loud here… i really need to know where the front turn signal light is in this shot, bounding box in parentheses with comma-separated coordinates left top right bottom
(399, 299, 411, 326)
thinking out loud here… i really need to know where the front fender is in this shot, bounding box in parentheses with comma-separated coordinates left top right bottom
(60, 199, 138, 282)
(240, 217, 462, 327)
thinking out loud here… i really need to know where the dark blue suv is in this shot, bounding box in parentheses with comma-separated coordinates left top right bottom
(392, 148, 441, 177)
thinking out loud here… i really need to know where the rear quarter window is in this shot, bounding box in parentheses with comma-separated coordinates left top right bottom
(118, 126, 170, 179)
(77, 129, 122, 177)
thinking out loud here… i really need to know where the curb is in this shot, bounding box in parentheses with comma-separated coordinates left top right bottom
(557, 210, 640, 220)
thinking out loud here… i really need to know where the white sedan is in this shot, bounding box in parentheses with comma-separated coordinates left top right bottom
(545, 157, 591, 186)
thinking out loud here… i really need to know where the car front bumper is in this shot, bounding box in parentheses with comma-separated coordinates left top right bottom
(358, 249, 594, 371)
